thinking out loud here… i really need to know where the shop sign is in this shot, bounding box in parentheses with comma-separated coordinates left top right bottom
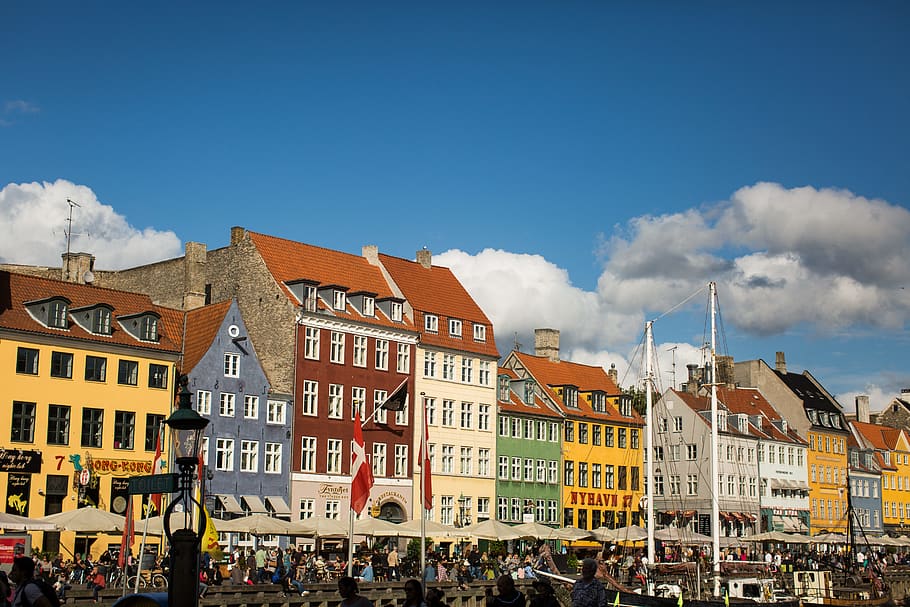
(90, 458, 154, 476)
(569, 491, 634, 508)
(0, 450, 41, 474)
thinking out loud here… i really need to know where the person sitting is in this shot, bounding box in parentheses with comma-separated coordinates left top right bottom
(402, 579, 426, 607)
(338, 576, 373, 607)
(529, 578, 560, 607)
(358, 562, 374, 583)
(426, 587, 450, 607)
(485, 575, 526, 607)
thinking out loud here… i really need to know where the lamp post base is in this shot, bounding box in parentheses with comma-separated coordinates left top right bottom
(168, 529, 200, 607)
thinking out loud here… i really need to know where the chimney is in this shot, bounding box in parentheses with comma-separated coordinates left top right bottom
(775, 351, 787, 374)
(61, 252, 95, 283)
(230, 226, 246, 246)
(416, 247, 432, 269)
(362, 245, 379, 265)
(684, 364, 699, 394)
(534, 328, 560, 362)
(717, 355, 735, 387)
(608, 363, 618, 387)
(855, 395, 871, 424)
(183, 242, 207, 311)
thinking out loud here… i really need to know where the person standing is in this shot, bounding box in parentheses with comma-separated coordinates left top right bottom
(571, 559, 605, 607)
(338, 576, 373, 607)
(387, 547, 400, 581)
(402, 579, 426, 607)
(9, 556, 53, 607)
(485, 575, 526, 607)
(255, 547, 268, 583)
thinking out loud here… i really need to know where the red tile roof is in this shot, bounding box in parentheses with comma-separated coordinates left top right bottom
(0, 271, 182, 354)
(716, 387, 806, 445)
(248, 232, 416, 332)
(182, 300, 233, 374)
(851, 420, 904, 451)
(378, 253, 499, 357)
(511, 351, 641, 425)
(497, 367, 564, 419)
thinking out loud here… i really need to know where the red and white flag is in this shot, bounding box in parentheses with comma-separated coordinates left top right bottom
(350, 411, 374, 514)
(150, 427, 164, 513)
(119, 497, 134, 568)
(419, 405, 433, 511)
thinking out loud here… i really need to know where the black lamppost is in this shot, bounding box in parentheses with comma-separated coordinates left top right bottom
(164, 375, 210, 607)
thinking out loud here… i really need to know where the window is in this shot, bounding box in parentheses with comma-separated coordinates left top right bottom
(461, 358, 473, 383)
(605, 465, 615, 489)
(196, 390, 212, 415)
(264, 443, 281, 473)
(522, 458, 532, 481)
(397, 343, 410, 373)
(474, 323, 486, 341)
(244, 395, 259, 419)
(631, 429, 640, 449)
(512, 499, 522, 522)
(395, 445, 408, 477)
(81, 408, 103, 447)
(524, 419, 534, 439)
(592, 425, 602, 445)
(330, 332, 345, 364)
(460, 402, 473, 429)
(442, 400, 454, 426)
(425, 314, 438, 333)
(499, 416, 509, 436)
(565, 461, 575, 486)
(47, 405, 70, 445)
(618, 466, 627, 490)
(424, 351, 437, 377)
(50, 351, 73, 378)
(478, 404, 490, 431)
(325, 501, 340, 520)
(686, 444, 697, 460)
(618, 428, 627, 448)
(145, 414, 164, 450)
(591, 392, 606, 412)
(497, 497, 509, 521)
(16, 348, 39, 375)
(328, 384, 344, 419)
(478, 449, 490, 476)
(498, 456, 509, 479)
(373, 443, 387, 477)
(565, 421, 575, 442)
(304, 327, 320, 360)
(327, 439, 342, 474)
(441, 317, 460, 338)
(362, 296, 375, 317)
(113, 411, 135, 449)
(301, 437, 317, 472)
(441, 445, 454, 473)
(373, 390, 388, 424)
(353, 336, 367, 367)
(219, 393, 236, 417)
(605, 426, 614, 447)
(140, 316, 158, 341)
(512, 457, 522, 480)
(148, 364, 168, 389)
(548, 461, 558, 484)
(563, 386, 578, 408)
(424, 397, 436, 425)
(478, 497, 490, 519)
(536, 459, 547, 483)
(592, 463, 602, 488)
(11, 401, 36, 442)
(578, 462, 589, 488)
(351, 387, 366, 421)
(299, 499, 315, 520)
(333, 290, 346, 310)
(441, 496, 454, 525)
(511, 418, 521, 438)
(669, 475, 680, 496)
(241, 440, 259, 472)
(390, 301, 403, 322)
(375, 339, 389, 370)
(442, 354, 455, 380)
(48, 299, 68, 328)
(673, 416, 683, 432)
(216, 439, 235, 471)
(461, 447, 473, 475)
(579, 423, 588, 444)
(478, 361, 491, 386)
(396, 394, 408, 425)
(115, 359, 138, 385)
(223, 353, 240, 377)
(302, 381, 318, 416)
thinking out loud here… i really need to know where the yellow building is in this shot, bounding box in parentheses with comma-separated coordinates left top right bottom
(805, 423, 850, 533)
(851, 422, 910, 533)
(0, 271, 182, 557)
(504, 330, 644, 531)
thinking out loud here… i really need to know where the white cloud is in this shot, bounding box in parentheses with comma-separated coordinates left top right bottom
(4, 100, 40, 114)
(0, 180, 183, 269)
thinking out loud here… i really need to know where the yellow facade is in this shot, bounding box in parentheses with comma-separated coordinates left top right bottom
(560, 391, 643, 531)
(1, 335, 177, 557)
(806, 429, 849, 533)
(880, 432, 910, 530)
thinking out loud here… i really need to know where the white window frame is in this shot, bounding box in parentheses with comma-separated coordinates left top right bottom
(442, 354, 456, 381)
(498, 456, 509, 479)
(352, 387, 366, 421)
(449, 318, 462, 337)
(298, 499, 314, 520)
(325, 500, 340, 520)
(441, 400, 454, 427)
(460, 447, 473, 475)
(373, 443, 386, 477)
(460, 402, 472, 429)
(304, 327, 320, 360)
(397, 343, 410, 373)
(300, 437, 317, 473)
(240, 440, 259, 472)
(264, 442, 281, 474)
(216, 438, 234, 471)
(224, 352, 240, 378)
(478, 448, 490, 476)
(362, 296, 375, 317)
(423, 351, 436, 377)
(479, 361, 491, 386)
(425, 314, 438, 333)
(461, 358, 473, 383)
(333, 290, 346, 311)
(394, 444, 408, 477)
(219, 393, 235, 417)
(243, 395, 259, 419)
(390, 301, 403, 322)
(441, 445, 454, 474)
(267, 399, 286, 424)
(196, 390, 212, 415)
(327, 439, 342, 474)
(330, 331, 345, 364)
(373, 389, 388, 424)
(375, 339, 389, 370)
(473, 324, 486, 342)
(353, 335, 367, 367)
(302, 381, 318, 416)
(329, 383, 344, 419)
(478, 404, 490, 431)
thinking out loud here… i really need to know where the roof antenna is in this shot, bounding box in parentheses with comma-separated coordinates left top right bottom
(64, 199, 81, 280)
(667, 345, 678, 389)
(513, 332, 523, 352)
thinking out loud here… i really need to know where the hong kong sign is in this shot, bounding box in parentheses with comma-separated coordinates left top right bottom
(90, 458, 154, 476)
(0, 450, 41, 474)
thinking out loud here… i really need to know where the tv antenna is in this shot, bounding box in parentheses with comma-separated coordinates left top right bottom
(64, 199, 82, 280)
(666, 345, 678, 389)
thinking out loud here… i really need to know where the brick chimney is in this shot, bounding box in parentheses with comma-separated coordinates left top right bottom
(362, 245, 379, 265)
(61, 252, 95, 283)
(534, 328, 560, 362)
(608, 363, 618, 387)
(230, 226, 247, 246)
(416, 248, 432, 269)
(855, 395, 871, 424)
(775, 351, 787, 374)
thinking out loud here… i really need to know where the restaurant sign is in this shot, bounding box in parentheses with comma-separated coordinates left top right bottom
(0, 450, 41, 474)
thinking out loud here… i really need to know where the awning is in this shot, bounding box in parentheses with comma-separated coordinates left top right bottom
(682, 510, 697, 517)
(720, 511, 734, 521)
(241, 495, 268, 513)
(265, 496, 291, 516)
(216, 494, 243, 514)
(773, 515, 807, 533)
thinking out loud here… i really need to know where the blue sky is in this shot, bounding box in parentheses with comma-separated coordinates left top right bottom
(2, 2, 908, 410)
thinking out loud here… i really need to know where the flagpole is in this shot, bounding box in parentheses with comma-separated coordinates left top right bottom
(347, 510, 355, 577)
(132, 500, 156, 595)
(420, 392, 426, 587)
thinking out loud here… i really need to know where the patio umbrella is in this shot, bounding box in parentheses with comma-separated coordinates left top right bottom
(39, 507, 125, 533)
(589, 526, 617, 542)
(513, 521, 561, 540)
(653, 527, 712, 543)
(605, 525, 648, 543)
(215, 513, 295, 535)
(133, 512, 186, 536)
(554, 526, 595, 541)
(290, 516, 348, 538)
(743, 531, 810, 544)
(0, 512, 56, 532)
(395, 518, 461, 538)
(811, 532, 847, 543)
(353, 517, 419, 537)
(463, 519, 523, 541)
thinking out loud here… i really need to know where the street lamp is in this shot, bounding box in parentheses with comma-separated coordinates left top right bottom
(457, 494, 472, 528)
(163, 375, 210, 607)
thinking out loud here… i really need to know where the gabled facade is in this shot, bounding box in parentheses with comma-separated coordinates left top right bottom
(845, 428, 883, 535)
(0, 271, 182, 557)
(735, 352, 850, 533)
(372, 249, 498, 525)
(494, 368, 563, 526)
(183, 299, 291, 544)
(502, 330, 643, 531)
(874, 389, 910, 429)
(850, 420, 908, 534)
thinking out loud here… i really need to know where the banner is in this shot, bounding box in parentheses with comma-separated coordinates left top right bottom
(6, 474, 31, 516)
(0, 450, 41, 474)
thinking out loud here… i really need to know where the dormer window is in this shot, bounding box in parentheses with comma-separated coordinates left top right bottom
(449, 319, 462, 338)
(591, 391, 606, 412)
(618, 394, 633, 417)
(362, 296, 375, 317)
(563, 386, 578, 408)
(92, 307, 112, 335)
(498, 375, 510, 402)
(473, 324, 486, 342)
(305, 285, 317, 312)
(333, 290, 346, 311)
(140, 316, 158, 342)
(808, 409, 819, 425)
(524, 382, 534, 405)
(390, 302, 402, 322)
(48, 299, 68, 329)
(425, 314, 438, 333)
(717, 410, 728, 432)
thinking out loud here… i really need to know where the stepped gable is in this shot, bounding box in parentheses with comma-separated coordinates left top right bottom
(716, 386, 805, 444)
(0, 270, 182, 353)
(378, 253, 498, 357)
(498, 367, 563, 418)
(182, 299, 233, 374)
(249, 232, 414, 331)
(512, 350, 640, 424)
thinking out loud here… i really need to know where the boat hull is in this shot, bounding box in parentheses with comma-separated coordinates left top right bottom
(611, 591, 801, 607)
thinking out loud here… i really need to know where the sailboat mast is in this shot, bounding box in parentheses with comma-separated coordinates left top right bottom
(710, 281, 721, 596)
(645, 320, 656, 566)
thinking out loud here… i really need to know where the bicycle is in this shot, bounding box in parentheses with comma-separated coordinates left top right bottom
(127, 570, 169, 589)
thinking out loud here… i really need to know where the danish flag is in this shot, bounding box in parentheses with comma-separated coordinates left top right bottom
(350, 411, 373, 514)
